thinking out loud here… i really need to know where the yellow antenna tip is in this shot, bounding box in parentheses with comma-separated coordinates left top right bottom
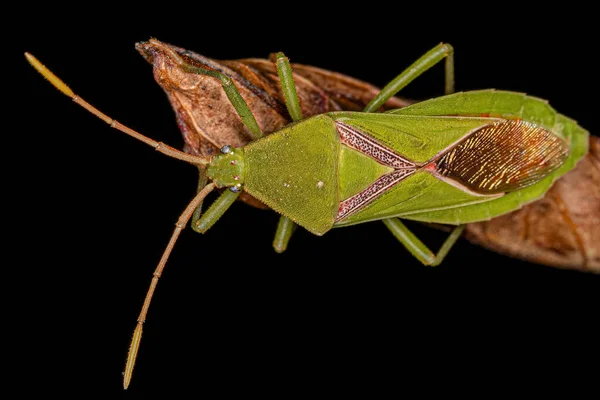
(123, 323, 144, 390)
(25, 52, 75, 98)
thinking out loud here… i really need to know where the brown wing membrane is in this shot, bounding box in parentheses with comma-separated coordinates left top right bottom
(435, 120, 569, 194)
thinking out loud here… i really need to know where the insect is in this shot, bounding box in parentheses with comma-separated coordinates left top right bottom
(140, 40, 599, 272)
(25, 40, 589, 388)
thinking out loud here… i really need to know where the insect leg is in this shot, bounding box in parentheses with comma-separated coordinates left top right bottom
(148, 40, 264, 233)
(363, 43, 454, 112)
(445, 49, 455, 95)
(383, 218, 465, 266)
(270, 52, 305, 252)
(194, 189, 242, 233)
(274, 52, 303, 121)
(150, 40, 263, 140)
(272, 215, 298, 253)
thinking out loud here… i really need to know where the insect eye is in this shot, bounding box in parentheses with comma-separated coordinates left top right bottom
(220, 145, 232, 154)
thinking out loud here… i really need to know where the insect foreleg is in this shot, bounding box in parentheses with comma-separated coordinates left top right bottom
(194, 189, 242, 233)
(149, 40, 263, 233)
(383, 218, 465, 266)
(270, 52, 305, 253)
(149, 39, 263, 140)
(363, 43, 454, 112)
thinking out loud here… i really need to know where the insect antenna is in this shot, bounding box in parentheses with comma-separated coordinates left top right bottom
(24, 52, 209, 167)
(25, 52, 216, 388)
(123, 181, 216, 388)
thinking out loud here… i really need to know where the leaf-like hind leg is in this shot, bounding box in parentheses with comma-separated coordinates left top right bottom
(363, 43, 454, 112)
(383, 218, 465, 266)
(270, 52, 305, 253)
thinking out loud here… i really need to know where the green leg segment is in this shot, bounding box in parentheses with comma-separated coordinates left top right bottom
(383, 219, 465, 266)
(363, 43, 454, 112)
(444, 50, 455, 95)
(155, 43, 263, 138)
(178, 63, 263, 140)
(275, 52, 303, 121)
(271, 52, 304, 253)
(194, 189, 241, 233)
(272, 215, 298, 253)
(361, 43, 459, 264)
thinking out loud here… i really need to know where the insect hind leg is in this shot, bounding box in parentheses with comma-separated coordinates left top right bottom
(366, 44, 456, 262)
(383, 218, 465, 266)
(363, 43, 454, 113)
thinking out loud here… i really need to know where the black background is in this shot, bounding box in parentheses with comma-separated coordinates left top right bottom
(17, 5, 598, 397)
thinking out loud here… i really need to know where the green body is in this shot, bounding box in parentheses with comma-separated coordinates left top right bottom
(210, 90, 588, 236)
(27, 43, 592, 390)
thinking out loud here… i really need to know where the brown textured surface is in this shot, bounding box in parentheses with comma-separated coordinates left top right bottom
(138, 39, 598, 273)
(464, 136, 599, 273)
(436, 120, 569, 194)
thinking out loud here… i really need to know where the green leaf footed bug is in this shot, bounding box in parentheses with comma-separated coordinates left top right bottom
(25, 40, 589, 388)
